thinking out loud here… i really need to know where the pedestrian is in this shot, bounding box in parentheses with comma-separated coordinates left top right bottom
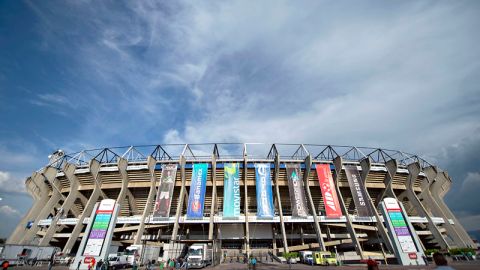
(251, 257, 257, 270)
(432, 253, 455, 270)
(132, 259, 138, 270)
(366, 257, 378, 270)
(96, 259, 103, 270)
(2, 260, 9, 270)
(159, 260, 165, 270)
(90, 257, 96, 270)
(48, 254, 55, 270)
(169, 258, 175, 270)
(76, 260, 81, 270)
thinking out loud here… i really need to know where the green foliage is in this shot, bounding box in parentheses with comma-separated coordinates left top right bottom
(448, 248, 475, 255)
(425, 249, 439, 255)
(282, 252, 299, 259)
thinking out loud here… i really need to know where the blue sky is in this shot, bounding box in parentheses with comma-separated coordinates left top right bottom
(0, 1, 479, 238)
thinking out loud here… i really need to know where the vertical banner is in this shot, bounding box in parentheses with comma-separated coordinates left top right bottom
(344, 165, 372, 217)
(223, 163, 241, 218)
(286, 164, 308, 218)
(187, 163, 208, 219)
(83, 199, 116, 256)
(315, 164, 342, 218)
(255, 164, 274, 219)
(153, 164, 178, 218)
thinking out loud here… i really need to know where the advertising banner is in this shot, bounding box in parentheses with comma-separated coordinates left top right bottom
(286, 164, 308, 218)
(344, 165, 372, 217)
(83, 199, 116, 256)
(223, 163, 241, 218)
(187, 163, 208, 219)
(153, 164, 178, 218)
(255, 164, 274, 218)
(384, 197, 418, 253)
(315, 164, 342, 218)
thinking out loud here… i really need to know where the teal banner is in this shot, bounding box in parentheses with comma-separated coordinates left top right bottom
(223, 163, 241, 218)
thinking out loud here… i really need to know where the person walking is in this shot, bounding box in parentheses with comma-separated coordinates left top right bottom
(96, 259, 103, 270)
(433, 253, 455, 270)
(2, 260, 9, 270)
(132, 259, 138, 270)
(251, 257, 257, 270)
(169, 258, 175, 270)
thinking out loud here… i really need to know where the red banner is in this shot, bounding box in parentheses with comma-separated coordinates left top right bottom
(316, 164, 342, 218)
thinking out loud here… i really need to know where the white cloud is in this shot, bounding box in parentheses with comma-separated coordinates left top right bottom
(0, 205, 21, 217)
(0, 171, 27, 194)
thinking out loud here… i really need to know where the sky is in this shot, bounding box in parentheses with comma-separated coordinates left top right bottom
(0, 0, 479, 239)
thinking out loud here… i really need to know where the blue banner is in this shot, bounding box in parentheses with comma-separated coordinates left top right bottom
(255, 164, 274, 218)
(223, 163, 241, 218)
(187, 163, 208, 219)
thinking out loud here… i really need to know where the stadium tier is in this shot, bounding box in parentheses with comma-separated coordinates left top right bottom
(7, 143, 475, 262)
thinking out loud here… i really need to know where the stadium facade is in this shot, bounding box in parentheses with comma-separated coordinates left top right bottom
(7, 143, 475, 262)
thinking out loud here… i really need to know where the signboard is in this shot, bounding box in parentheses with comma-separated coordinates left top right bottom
(223, 163, 241, 218)
(255, 164, 274, 218)
(187, 163, 208, 219)
(315, 164, 342, 218)
(286, 164, 308, 218)
(384, 197, 418, 253)
(344, 165, 372, 217)
(83, 199, 116, 257)
(153, 164, 178, 218)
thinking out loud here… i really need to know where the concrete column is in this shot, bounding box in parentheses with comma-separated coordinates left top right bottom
(116, 157, 130, 204)
(208, 155, 217, 240)
(244, 156, 251, 258)
(133, 156, 157, 245)
(7, 174, 48, 244)
(274, 154, 289, 254)
(39, 163, 81, 245)
(406, 162, 449, 250)
(420, 167, 467, 248)
(21, 166, 60, 244)
(431, 172, 475, 248)
(171, 155, 186, 242)
(376, 159, 397, 206)
(359, 158, 394, 253)
(63, 159, 102, 254)
(303, 156, 325, 250)
(333, 157, 364, 259)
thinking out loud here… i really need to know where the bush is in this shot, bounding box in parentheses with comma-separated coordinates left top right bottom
(425, 249, 439, 255)
(448, 248, 476, 255)
(282, 252, 299, 259)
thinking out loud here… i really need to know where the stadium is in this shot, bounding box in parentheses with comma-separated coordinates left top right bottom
(6, 143, 475, 265)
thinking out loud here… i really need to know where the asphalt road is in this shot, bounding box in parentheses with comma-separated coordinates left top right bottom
(8, 260, 480, 270)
